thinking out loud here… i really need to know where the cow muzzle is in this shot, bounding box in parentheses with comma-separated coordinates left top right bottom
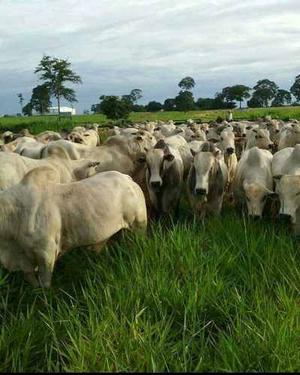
(195, 187, 207, 196)
(278, 213, 291, 223)
(151, 181, 162, 192)
(226, 147, 235, 155)
(250, 214, 261, 221)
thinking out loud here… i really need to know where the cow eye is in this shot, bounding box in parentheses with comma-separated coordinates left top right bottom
(220, 137, 223, 141)
(246, 196, 250, 202)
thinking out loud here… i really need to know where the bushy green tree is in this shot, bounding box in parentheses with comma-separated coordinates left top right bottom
(145, 101, 163, 112)
(175, 91, 195, 111)
(247, 95, 264, 108)
(22, 102, 33, 116)
(178, 77, 195, 91)
(99, 95, 131, 119)
(164, 98, 176, 111)
(214, 92, 236, 109)
(132, 104, 145, 112)
(30, 84, 51, 114)
(196, 97, 217, 110)
(252, 79, 278, 107)
(271, 89, 292, 107)
(222, 85, 251, 109)
(35, 55, 82, 115)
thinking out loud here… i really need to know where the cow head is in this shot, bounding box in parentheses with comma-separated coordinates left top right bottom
(274, 175, 300, 224)
(219, 130, 235, 156)
(252, 129, 274, 150)
(143, 141, 175, 193)
(189, 143, 223, 201)
(243, 181, 273, 218)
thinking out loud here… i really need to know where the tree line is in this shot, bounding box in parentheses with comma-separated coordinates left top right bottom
(17, 55, 300, 119)
(93, 75, 300, 119)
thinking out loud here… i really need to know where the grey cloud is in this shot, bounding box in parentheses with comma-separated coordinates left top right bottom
(0, 0, 299, 114)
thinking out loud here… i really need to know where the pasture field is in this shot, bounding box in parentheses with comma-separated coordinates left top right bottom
(0, 107, 299, 372)
(1, 106, 300, 135)
(0, 208, 299, 372)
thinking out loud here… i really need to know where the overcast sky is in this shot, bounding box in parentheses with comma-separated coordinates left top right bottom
(0, 0, 299, 114)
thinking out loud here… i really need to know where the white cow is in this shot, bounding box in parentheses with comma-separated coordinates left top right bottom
(143, 142, 183, 215)
(0, 147, 99, 189)
(234, 147, 273, 217)
(187, 142, 228, 218)
(0, 168, 147, 287)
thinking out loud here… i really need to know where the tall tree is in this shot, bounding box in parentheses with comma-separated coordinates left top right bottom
(175, 91, 195, 112)
(214, 92, 236, 109)
(178, 76, 195, 91)
(164, 98, 176, 111)
(30, 84, 51, 114)
(223, 85, 251, 109)
(291, 74, 300, 102)
(271, 89, 292, 107)
(247, 96, 264, 108)
(34, 55, 82, 115)
(252, 79, 278, 107)
(17, 93, 24, 114)
(130, 88, 143, 103)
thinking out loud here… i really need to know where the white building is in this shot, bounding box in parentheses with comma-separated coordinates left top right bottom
(47, 106, 76, 115)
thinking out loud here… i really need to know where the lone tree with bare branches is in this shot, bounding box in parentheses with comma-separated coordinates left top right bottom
(35, 55, 82, 115)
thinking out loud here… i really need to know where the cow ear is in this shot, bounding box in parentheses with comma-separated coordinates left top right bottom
(155, 139, 166, 149)
(273, 175, 283, 181)
(22, 166, 60, 188)
(164, 153, 175, 162)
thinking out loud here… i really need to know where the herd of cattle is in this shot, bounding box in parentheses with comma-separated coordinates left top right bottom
(0, 116, 300, 287)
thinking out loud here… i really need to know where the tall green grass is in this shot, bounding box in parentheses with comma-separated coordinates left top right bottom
(0, 106, 300, 371)
(1, 106, 300, 135)
(0, 210, 299, 372)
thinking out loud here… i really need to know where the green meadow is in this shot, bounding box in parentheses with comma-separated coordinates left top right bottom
(0, 107, 299, 371)
(1, 106, 300, 135)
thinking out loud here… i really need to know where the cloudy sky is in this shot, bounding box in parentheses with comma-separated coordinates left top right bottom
(0, 0, 299, 114)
